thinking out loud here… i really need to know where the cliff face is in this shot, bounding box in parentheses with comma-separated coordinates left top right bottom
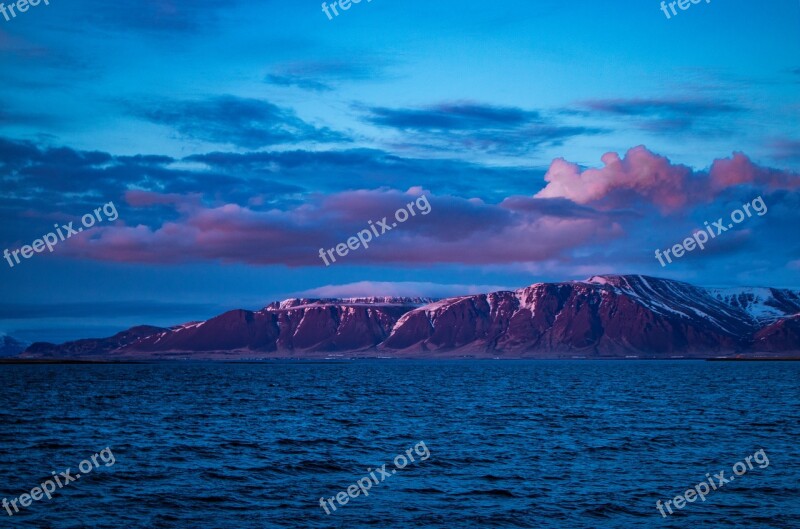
(23, 299, 432, 359)
(380, 277, 756, 357)
(127, 301, 419, 355)
(19, 277, 800, 359)
(753, 315, 800, 352)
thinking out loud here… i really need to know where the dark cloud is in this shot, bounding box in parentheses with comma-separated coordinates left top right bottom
(0, 109, 57, 127)
(82, 0, 245, 33)
(500, 196, 641, 220)
(0, 138, 540, 223)
(585, 99, 741, 117)
(116, 154, 176, 166)
(0, 137, 543, 249)
(0, 137, 299, 246)
(129, 96, 348, 149)
(582, 97, 744, 134)
(187, 148, 542, 200)
(768, 138, 800, 163)
(365, 103, 542, 130)
(265, 60, 386, 91)
(361, 102, 603, 154)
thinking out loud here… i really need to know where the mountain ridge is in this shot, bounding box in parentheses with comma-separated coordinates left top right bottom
(0, 334, 29, 357)
(20, 275, 800, 360)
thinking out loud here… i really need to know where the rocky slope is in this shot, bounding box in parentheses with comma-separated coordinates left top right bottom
(23, 298, 432, 360)
(19, 277, 800, 359)
(24, 326, 167, 358)
(380, 275, 798, 357)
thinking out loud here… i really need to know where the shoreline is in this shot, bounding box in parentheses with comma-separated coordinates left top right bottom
(2, 357, 799, 364)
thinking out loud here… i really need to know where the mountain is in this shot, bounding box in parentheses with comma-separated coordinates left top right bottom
(20, 277, 800, 360)
(22, 298, 432, 360)
(0, 334, 28, 357)
(707, 287, 800, 324)
(753, 315, 800, 352)
(23, 326, 166, 359)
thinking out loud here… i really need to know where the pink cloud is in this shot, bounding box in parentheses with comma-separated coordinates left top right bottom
(536, 147, 694, 211)
(536, 146, 799, 212)
(61, 188, 622, 266)
(56, 147, 796, 268)
(709, 152, 800, 192)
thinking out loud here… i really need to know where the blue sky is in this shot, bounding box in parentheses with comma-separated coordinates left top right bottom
(1, 0, 799, 342)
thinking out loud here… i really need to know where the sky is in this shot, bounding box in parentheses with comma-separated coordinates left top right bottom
(1, 0, 799, 342)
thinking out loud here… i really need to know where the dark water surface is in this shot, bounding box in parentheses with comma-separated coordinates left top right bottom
(1, 361, 798, 528)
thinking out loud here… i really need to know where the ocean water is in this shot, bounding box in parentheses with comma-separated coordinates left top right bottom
(0, 361, 798, 529)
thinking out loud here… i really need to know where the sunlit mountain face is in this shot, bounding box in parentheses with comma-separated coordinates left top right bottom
(18, 276, 800, 359)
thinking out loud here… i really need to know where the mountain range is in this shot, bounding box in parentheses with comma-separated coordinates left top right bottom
(0, 334, 28, 357)
(19, 275, 800, 360)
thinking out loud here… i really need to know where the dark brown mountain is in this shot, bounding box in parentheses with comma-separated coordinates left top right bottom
(23, 326, 166, 358)
(20, 277, 800, 360)
(752, 315, 800, 352)
(22, 298, 431, 360)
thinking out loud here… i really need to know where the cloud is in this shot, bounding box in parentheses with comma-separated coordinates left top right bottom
(535, 146, 800, 212)
(0, 108, 56, 127)
(5, 136, 798, 282)
(365, 103, 541, 130)
(82, 0, 244, 33)
(300, 281, 512, 298)
(361, 102, 604, 154)
(708, 152, 800, 192)
(0, 136, 543, 250)
(124, 190, 202, 208)
(499, 195, 631, 219)
(57, 188, 622, 266)
(768, 138, 800, 163)
(265, 60, 386, 91)
(582, 97, 743, 134)
(0, 137, 300, 246)
(185, 148, 541, 201)
(129, 96, 347, 149)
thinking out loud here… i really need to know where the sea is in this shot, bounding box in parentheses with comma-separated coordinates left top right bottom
(0, 360, 798, 528)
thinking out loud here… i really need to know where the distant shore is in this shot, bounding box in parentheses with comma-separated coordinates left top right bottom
(1, 357, 799, 364)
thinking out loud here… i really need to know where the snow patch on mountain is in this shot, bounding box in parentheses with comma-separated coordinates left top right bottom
(707, 287, 800, 324)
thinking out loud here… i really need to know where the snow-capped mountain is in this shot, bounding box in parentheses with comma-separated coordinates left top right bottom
(379, 275, 776, 356)
(21, 277, 800, 359)
(706, 287, 800, 324)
